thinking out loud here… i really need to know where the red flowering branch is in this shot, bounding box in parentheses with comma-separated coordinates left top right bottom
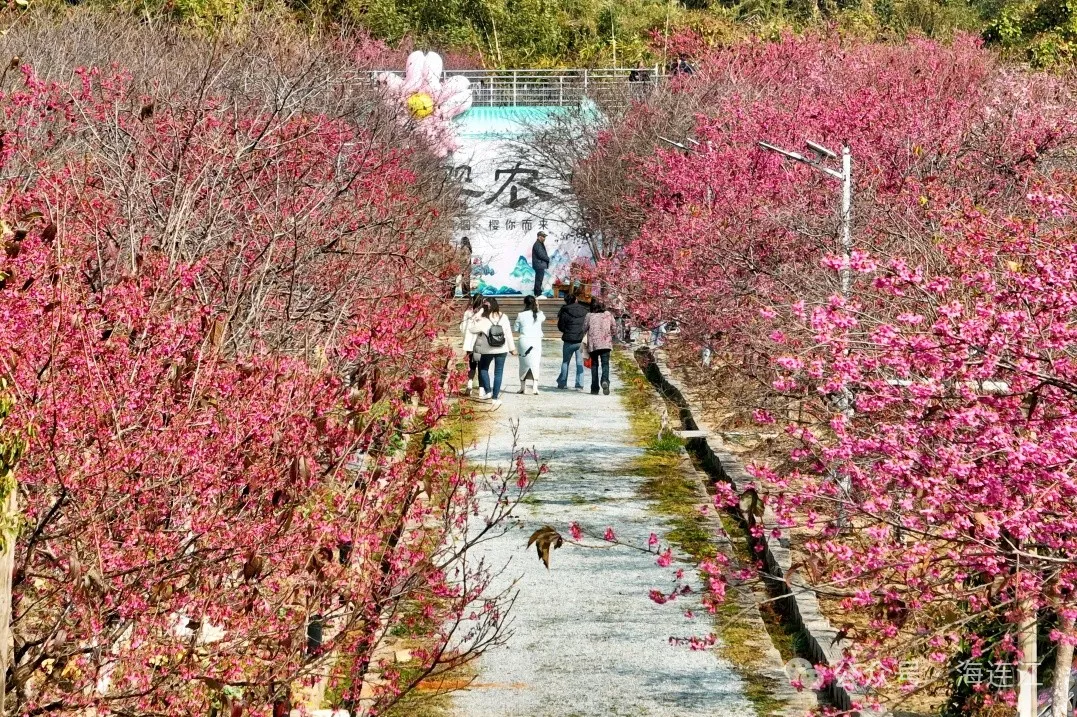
(0, 38, 514, 715)
(579, 32, 1077, 712)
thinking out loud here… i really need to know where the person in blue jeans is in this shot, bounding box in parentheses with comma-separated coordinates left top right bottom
(584, 301, 615, 395)
(558, 341, 584, 389)
(467, 297, 516, 409)
(555, 293, 589, 390)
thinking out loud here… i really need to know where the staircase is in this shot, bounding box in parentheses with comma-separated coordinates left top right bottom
(445, 296, 560, 342)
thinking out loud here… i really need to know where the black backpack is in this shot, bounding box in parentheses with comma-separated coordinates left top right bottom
(486, 320, 506, 348)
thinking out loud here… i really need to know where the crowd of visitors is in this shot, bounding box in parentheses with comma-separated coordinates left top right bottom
(459, 291, 625, 408)
(457, 230, 666, 408)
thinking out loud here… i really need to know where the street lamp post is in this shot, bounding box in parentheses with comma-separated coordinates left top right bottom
(657, 135, 713, 206)
(758, 140, 853, 299)
(839, 144, 852, 297)
(759, 139, 855, 527)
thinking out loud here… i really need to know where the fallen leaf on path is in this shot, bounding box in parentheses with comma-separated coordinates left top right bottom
(527, 526, 563, 569)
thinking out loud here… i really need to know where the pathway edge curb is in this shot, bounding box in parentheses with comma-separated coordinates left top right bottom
(641, 348, 884, 717)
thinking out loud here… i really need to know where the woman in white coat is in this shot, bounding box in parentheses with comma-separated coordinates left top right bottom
(467, 297, 516, 408)
(514, 295, 545, 395)
(459, 293, 485, 397)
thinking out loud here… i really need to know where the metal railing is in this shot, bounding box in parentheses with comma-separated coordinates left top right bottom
(367, 67, 665, 107)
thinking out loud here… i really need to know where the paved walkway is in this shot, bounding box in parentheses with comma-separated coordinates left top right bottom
(453, 348, 756, 717)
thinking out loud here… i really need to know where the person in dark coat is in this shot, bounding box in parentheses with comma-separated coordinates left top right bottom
(628, 62, 650, 83)
(673, 53, 695, 76)
(531, 231, 550, 297)
(556, 293, 590, 390)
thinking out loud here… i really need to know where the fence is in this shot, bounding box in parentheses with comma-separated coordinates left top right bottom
(367, 67, 665, 107)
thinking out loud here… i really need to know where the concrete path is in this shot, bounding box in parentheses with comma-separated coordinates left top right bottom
(453, 348, 756, 717)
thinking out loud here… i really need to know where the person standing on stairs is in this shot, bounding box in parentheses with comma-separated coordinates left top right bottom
(468, 297, 517, 409)
(514, 295, 545, 395)
(459, 293, 485, 397)
(531, 231, 550, 298)
(584, 299, 615, 395)
(556, 293, 589, 391)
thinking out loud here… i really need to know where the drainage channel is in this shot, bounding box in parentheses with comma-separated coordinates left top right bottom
(632, 347, 834, 712)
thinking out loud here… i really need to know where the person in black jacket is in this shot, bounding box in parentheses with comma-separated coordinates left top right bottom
(556, 293, 590, 390)
(531, 231, 550, 297)
(670, 53, 696, 76)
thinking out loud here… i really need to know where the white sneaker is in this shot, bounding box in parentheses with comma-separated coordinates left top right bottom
(532, 387, 540, 395)
(478, 390, 489, 400)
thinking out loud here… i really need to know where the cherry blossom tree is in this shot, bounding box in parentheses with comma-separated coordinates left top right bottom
(577, 32, 1077, 712)
(753, 196, 1077, 713)
(0, 22, 528, 715)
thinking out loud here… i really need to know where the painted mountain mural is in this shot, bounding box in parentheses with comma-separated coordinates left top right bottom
(475, 278, 523, 296)
(475, 248, 581, 297)
(509, 256, 536, 282)
(510, 248, 574, 282)
(548, 247, 573, 276)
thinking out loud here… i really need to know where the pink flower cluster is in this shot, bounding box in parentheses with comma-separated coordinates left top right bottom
(593, 33, 1077, 702)
(0, 61, 485, 714)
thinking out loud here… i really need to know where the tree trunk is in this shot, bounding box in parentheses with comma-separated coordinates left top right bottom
(0, 486, 15, 717)
(1018, 599, 1038, 717)
(1053, 613, 1075, 717)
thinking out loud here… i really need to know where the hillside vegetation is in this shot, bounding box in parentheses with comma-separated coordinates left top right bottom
(3, 0, 1075, 68)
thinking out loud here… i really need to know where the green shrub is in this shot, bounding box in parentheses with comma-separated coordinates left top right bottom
(649, 431, 684, 454)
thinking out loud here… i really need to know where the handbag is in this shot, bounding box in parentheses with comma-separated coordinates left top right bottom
(584, 356, 593, 369)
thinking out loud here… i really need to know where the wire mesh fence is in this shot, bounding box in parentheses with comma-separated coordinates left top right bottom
(365, 67, 665, 107)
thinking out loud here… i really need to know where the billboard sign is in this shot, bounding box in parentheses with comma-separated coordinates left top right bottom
(451, 108, 590, 296)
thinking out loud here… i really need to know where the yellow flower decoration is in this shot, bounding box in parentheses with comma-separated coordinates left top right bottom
(406, 92, 435, 119)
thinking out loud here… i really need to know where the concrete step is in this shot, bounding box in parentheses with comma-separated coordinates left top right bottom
(446, 297, 560, 340)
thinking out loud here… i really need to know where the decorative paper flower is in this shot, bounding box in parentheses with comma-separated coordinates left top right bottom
(378, 51, 473, 157)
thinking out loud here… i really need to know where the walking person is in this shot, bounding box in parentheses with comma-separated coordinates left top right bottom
(514, 295, 545, 395)
(584, 300, 616, 395)
(651, 321, 667, 346)
(628, 62, 651, 99)
(556, 293, 589, 390)
(459, 293, 485, 397)
(468, 297, 516, 409)
(531, 231, 550, 297)
(617, 310, 633, 343)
